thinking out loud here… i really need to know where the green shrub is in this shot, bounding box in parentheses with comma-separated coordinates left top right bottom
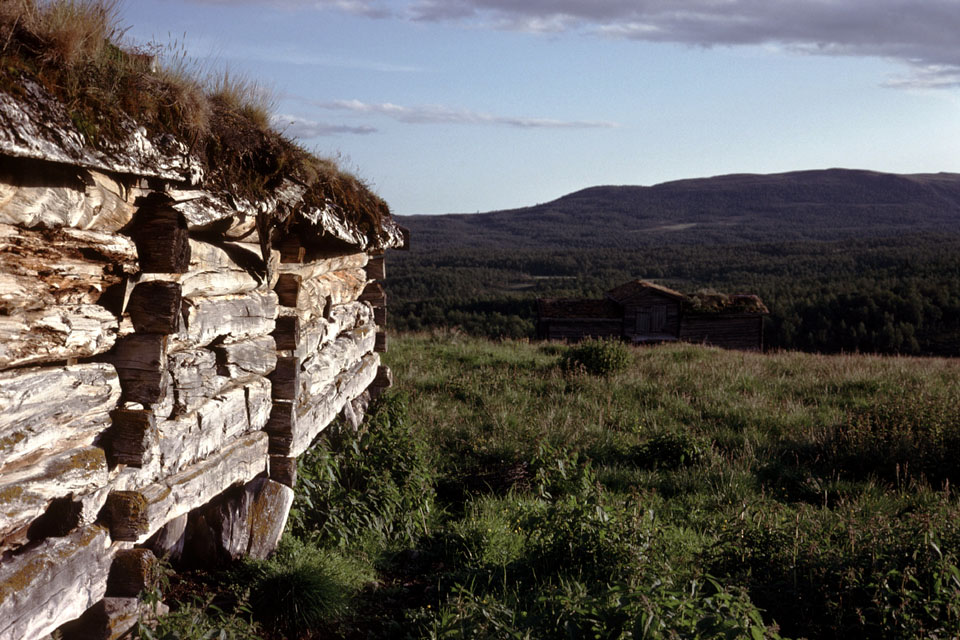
(137, 596, 261, 640)
(238, 537, 372, 638)
(560, 337, 631, 376)
(290, 392, 436, 549)
(633, 430, 709, 469)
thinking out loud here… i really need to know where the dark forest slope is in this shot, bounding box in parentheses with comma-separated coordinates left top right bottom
(399, 169, 960, 250)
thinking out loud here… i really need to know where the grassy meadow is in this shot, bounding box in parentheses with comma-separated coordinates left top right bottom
(150, 333, 960, 639)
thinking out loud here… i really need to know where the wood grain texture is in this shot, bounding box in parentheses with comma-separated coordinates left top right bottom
(0, 304, 119, 369)
(0, 525, 114, 640)
(174, 291, 278, 349)
(0, 224, 137, 315)
(298, 324, 376, 400)
(156, 377, 272, 478)
(0, 164, 138, 232)
(138, 240, 279, 299)
(0, 446, 109, 547)
(126, 282, 181, 335)
(212, 335, 278, 381)
(100, 334, 167, 406)
(103, 431, 269, 543)
(267, 352, 380, 458)
(130, 203, 191, 274)
(0, 363, 119, 473)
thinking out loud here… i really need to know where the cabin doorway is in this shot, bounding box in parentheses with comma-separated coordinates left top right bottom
(637, 304, 667, 335)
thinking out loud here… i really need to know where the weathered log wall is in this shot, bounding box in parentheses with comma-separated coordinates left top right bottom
(0, 150, 399, 639)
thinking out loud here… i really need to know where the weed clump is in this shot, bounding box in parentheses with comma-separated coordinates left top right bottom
(289, 393, 435, 550)
(560, 337, 631, 376)
(238, 537, 373, 638)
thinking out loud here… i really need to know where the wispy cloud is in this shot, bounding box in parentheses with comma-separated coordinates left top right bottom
(318, 99, 620, 128)
(188, 0, 960, 89)
(187, 0, 394, 18)
(271, 113, 378, 138)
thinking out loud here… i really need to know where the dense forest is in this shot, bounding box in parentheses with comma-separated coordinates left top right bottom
(389, 170, 960, 356)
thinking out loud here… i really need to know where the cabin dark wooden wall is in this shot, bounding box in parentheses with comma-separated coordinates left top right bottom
(619, 291, 681, 341)
(539, 319, 622, 341)
(678, 314, 764, 351)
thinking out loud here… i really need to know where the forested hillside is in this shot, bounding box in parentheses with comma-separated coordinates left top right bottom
(389, 170, 960, 355)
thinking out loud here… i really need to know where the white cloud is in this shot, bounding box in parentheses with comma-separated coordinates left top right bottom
(318, 99, 620, 128)
(271, 113, 378, 137)
(192, 0, 960, 89)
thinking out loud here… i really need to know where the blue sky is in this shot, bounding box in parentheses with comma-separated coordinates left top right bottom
(121, 1, 960, 215)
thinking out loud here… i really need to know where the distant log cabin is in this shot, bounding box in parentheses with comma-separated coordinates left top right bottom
(537, 280, 768, 351)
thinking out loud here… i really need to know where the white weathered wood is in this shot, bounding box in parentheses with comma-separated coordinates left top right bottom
(166, 339, 275, 418)
(0, 364, 120, 473)
(156, 376, 272, 478)
(0, 224, 137, 314)
(213, 335, 278, 381)
(173, 291, 278, 348)
(277, 251, 368, 281)
(167, 348, 225, 416)
(299, 324, 376, 399)
(279, 268, 368, 322)
(293, 301, 374, 358)
(0, 76, 203, 183)
(138, 240, 280, 299)
(56, 596, 149, 640)
(103, 431, 269, 543)
(183, 477, 294, 566)
(100, 335, 167, 406)
(0, 167, 138, 232)
(0, 446, 109, 546)
(0, 525, 114, 640)
(267, 352, 379, 458)
(0, 304, 119, 369)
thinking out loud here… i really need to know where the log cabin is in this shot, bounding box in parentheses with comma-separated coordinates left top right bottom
(0, 15, 408, 639)
(537, 280, 768, 351)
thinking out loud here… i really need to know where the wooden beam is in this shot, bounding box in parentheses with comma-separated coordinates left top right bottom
(100, 334, 167, 405)
(0, 446, 109, 548)
(364, 255, 385, 281)
(0, 525, 114, 640)
(0, 364, 119, 473)
(359, 281, 386, 307)
(104, 410, 157, 467)
(272, 315, 300, 351)
(0, 304, 119, 369)
(269, 456, 297, 488)
(270, 356, 300, 400)
(102, 432, 269, 543)
(212, 335, 278, 380)
(126, 281, 181, 335)
(0, 224, 137, 315)
(156, 377, 272, 478)
(175, 291, 277, 348)
(274, 273, 301, 307)
(106, 548, 157, 598)
(276, 237, 305, 264)
(130, 199, 191, 273)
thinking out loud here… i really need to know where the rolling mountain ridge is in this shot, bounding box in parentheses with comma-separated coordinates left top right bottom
(397, 169, 960, 250)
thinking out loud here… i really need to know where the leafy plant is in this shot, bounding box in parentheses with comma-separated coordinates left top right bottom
(237, 537, 373, 638)
(560, 337, 631, 376)
(290, 393, 436, 549)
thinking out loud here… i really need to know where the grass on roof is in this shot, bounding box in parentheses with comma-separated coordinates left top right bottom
(0, 0, 389, 237)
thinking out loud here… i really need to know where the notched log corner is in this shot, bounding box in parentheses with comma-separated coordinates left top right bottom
(128, 195, 190, 273)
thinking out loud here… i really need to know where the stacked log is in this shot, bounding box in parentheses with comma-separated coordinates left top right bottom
(0, 95, 404, 639)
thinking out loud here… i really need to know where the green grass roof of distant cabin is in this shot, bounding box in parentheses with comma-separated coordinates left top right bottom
(0, 0, 390, 237)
